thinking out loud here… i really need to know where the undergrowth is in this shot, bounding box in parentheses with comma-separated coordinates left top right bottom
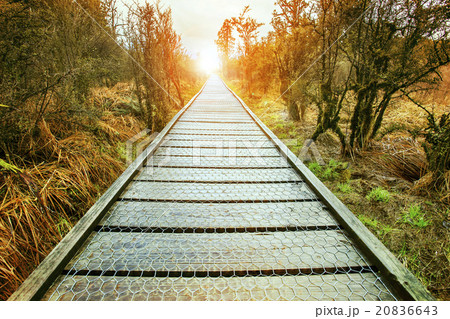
(308, 160, 351, 182)
(0, 83, 143, 300)
(402, 204, 431, 228)
(234, 79, 450, 300)
(366, 187, 391, 203)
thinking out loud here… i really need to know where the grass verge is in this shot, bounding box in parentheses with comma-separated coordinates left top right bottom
(0, 83, 144, 300)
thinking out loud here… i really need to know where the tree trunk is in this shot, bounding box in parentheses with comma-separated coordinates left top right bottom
(288, 98, 300, 121)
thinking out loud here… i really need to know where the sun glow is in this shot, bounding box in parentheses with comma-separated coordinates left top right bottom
(198, 48, 220, 74)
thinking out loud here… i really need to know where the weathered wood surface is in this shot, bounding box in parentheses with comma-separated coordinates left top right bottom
(45, 273, 395, 301)
(165, 134, 269, 141)
(154, 147, 281, 157)
(180, 113, 251, 119)
(168, 129, 266, 136)
(172, 123, 261, 131)
(99, 201, 338, 228)
(64, 231, 367, 273)
(119, 181, 317, 201)
(146, 155, 290, 168)
(134, 167, 301, 182)
(160, 139, 275, 148)
(178, 119, 254, 123)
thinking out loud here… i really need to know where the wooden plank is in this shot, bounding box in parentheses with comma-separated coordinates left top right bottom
(7, 77, 209, 301)
(165, 134, 269, 141)
(120, 181, 317, 201)
(182, 111, 249, 115)
(178, 119, 254, 123)
(134, 167, 301, 182)
(64, 230, 368, 272)
(177, 110, 248, 114)
(196, 94, 235, 100)
(222, 79, 434, 301)
(154, 147, 281, 157)
(184, 110, 248, 114)
(145, 155, 290, 168)
(44, 273, 396, 301)
(187, 109, 245, 112)
(99, 201, 338, 229)
(191, 98, 240, 104)
(188, 104, 244, 108)
(172, 123, 261, 131)
(180, 115, 252, 121)
(160, 139, 275, 148)
(168, 129, 266, 136)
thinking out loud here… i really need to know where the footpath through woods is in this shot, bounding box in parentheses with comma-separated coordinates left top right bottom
(10, 75, 433, 301)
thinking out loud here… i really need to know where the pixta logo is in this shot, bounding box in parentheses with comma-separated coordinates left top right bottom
(279, 138, 325, 165)
(126, 129, 160, 165)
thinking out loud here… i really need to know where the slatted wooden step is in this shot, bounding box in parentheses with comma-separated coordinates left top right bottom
(146, 155, 290, 168)
(98, 201, 338, 229)
(135, 167, 301, 182)
(154, 147, 281, 157)
(165, 134, 269, 141)
(64, 231, 367, 273)
(168, 129, 266, 136)
(160, 140, 276, 148)
(119, 181, 317, 202)
(172, 123, 261, 131)
(45, 273, 395, 301)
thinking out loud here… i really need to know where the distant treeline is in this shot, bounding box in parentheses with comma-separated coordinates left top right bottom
(216, 0, 449, 193)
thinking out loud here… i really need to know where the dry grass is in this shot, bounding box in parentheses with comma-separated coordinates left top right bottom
(0, 83, 143, 300)
(367, 139, 428, 182)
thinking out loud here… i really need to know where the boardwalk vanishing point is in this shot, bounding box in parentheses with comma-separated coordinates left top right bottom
(10, 75, 433, 301)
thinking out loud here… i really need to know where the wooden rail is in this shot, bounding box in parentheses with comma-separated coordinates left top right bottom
(9, 75, 433, 301)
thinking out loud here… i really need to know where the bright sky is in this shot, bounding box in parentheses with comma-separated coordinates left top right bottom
(120, 0, 275, 71)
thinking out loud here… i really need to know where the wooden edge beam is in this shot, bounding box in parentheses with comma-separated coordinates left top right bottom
(8, 81, 207, 301)
(222, 79, 434, 301)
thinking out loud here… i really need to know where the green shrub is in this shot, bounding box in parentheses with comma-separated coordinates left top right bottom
(358, 215, 394, 237)
(337, 183, 353, 193)
(322, 166, 339, 180)
(402, 205, 430, 228)
(358, 215, 379, 228)
(308, 159, 350, 182)
(366, 187, 391, 202)
(308, 162, 323, 176)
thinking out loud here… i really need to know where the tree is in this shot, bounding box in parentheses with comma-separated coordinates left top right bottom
(345, 0, 450, 151)
(216, 19, 235, 78)
(271, 0, 315, 121)
(230, 6, 263, 93)
(309, 0, 352, 150)
(103, 0, 120, 38)
(0, 0, 124, 156)
(126, 1, 186, 131)
(155, 5, 185, 107)
(307, 0, 449, 154)
(250, 36, 278, 95)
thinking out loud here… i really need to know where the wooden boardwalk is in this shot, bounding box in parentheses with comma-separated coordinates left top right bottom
(10, 76, 433, 301)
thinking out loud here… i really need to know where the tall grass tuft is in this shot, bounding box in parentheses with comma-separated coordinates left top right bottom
(368, 139, 428, 183)
(0, 84, 143, 300)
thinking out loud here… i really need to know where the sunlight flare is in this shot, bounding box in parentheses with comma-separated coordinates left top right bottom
(198, 48, 220, 74)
